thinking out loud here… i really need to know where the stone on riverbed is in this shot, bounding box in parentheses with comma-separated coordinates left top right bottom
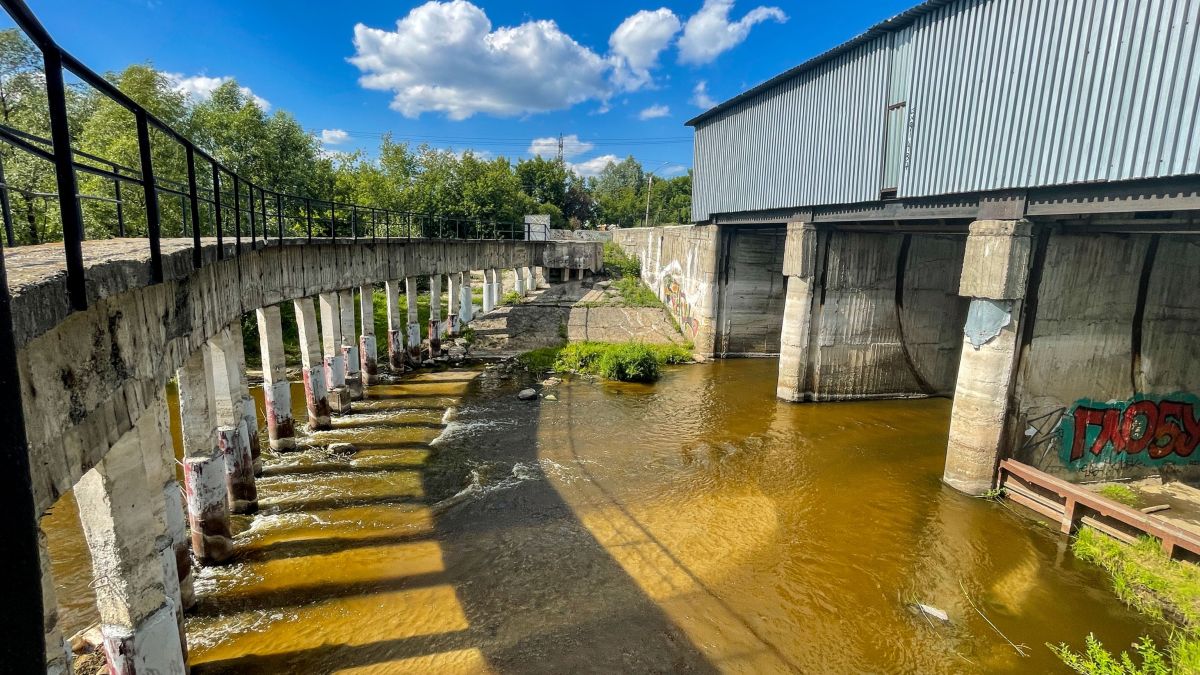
(541, 377, 562, 387)
(518, 388, 538, 401)
(327, 442, 357, 455)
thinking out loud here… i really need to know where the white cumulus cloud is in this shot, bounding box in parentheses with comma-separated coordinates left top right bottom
(691, 80, 717, 109)
(677, 0, 786, 65)
(528, 134, 594, 159)
(351, 0, 611, 119)
(320, 128, 350, 145)
(570, 154, 620, 177)
(638, 104, 670, 120)
(609, 8, 681, 91)
(162, 72, 271, 111)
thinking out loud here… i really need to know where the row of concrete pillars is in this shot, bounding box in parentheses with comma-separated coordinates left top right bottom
(41, 266, 543, 673)
(775, 219, 1031, 496)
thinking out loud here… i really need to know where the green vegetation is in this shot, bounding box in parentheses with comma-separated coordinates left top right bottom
(1053, 528, 1200, 673)
(1050, 635, 1173, 675)
(603, 241, 641, 278)
(518, 341, 692, 382)
(0, 28, 691, 244)
(1098, 484, 1142, 508)
(613, 276, 661, 307)
(501, 290, 523, 306)
(516, 347, 562, 374)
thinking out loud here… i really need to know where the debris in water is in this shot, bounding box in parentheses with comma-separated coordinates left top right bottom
(913, 603, 950, 623)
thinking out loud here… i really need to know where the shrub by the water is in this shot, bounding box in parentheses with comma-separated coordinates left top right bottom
(501, 290, 523, 306)
(547, 341, 693, 382)
(603, 241, 641, 279)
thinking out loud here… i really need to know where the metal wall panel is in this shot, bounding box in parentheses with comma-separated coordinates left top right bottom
(692, 0, 1200, 221)
(691, 40, 891, 222)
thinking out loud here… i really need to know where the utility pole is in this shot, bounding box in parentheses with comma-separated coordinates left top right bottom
(556, 133, 564, 165)
(643, 173, 653, 228)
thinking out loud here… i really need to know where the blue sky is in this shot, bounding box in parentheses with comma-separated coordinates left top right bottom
(7, 0, 915, 176)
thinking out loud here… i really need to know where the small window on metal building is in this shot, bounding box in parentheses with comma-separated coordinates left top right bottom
(880, 27, 913, 200)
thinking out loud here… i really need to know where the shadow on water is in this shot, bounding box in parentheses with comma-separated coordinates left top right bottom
(191, 367, 716, 674)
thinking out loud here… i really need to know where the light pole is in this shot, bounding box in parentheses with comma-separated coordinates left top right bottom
(643, 161, 672, 228)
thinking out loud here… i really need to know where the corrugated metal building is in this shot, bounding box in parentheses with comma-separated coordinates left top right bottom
(688, 0, 1200, 223)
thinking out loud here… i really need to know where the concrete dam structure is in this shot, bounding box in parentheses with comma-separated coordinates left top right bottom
(616, 0, 1200, 496)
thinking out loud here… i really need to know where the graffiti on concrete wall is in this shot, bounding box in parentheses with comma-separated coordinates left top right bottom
(1061, 394, 1200, 468)
(650, 251, 707, 340)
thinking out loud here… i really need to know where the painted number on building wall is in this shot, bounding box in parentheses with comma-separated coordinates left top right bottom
(1062, 394, 1200, 467)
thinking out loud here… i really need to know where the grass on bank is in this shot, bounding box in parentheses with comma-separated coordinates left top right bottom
(1051, 527, 1200, 673)
(518, 341, 693, 382)
(1098, 484, 1142, 508)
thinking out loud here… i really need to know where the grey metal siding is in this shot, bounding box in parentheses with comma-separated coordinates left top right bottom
(693, 0, 1200, 222)
(692, 40, 890, 222)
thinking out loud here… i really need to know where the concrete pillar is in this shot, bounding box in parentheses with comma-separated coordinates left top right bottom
(294, 296, 332, 430)
(943, 219, 1033, 495)
(459, 271, 473, 326)
(777, 223, 819, 402)
(446, 273, 459, 336)
(405, 277, 422, 362)
(491, 268, 503, 307)
(209, 325, 261, 475)
(139, 395, 193, 609)
(38, 530, 71, 675)
(428, 275, 442, 355)
(176, 346, 233, 564)
(340, 288, 362, 400)
(514, 267, 526, 295)
(523, 267, 535, 294)
(534, 266, 545, 288)
(575, 267, 585, 281)
(133, 394, 192, 639)
(482, 270, 495, 313)
(75, 425, 187, 674)
(256, 305, 296, 450)
(385, 280, 404, 369)
(209, 328, 258, 512)
(359, 285, 379, 385)
(319, 292, 352, 414)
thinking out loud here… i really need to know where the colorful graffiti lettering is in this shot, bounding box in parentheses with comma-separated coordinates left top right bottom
(1061, 394, 1200, 468)
(661, 273, 700, 338)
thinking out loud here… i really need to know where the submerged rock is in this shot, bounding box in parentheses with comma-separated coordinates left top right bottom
(328, 442, 358, 455)
(544, 393, 558, 401)
(541, 377, 562, 387)
(518, 388, 538, 401)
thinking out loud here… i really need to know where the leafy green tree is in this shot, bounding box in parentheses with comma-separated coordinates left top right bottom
(516, 155, 567, 212)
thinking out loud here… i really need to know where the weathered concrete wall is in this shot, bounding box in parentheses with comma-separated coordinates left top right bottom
(788, 230, 968, 400)
(613, 226, 720, 355)
(715, 226, 787, 356)
(8, 237, 597, 517)
(550, 229, 612, 242)
(1009, 233, 1200, 481)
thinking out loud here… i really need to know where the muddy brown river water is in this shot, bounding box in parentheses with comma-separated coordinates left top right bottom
(43, 359, 1153, 673)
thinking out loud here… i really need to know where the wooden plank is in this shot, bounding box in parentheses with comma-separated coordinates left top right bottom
(998, 460, 1200, 557)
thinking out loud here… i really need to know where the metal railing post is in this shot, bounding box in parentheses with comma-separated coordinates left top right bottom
(112, 175, 124, 237)
(0, 242, 47, 673)
(185, 146, 201, 269)
(247, 184, 257, 249)
(134, 110, 163, 283)
(43, 47, 87, 308)
(352, 204, 358, 242)
(276, 192, 283, 244)
(0, 156, 14, 246)
(305, 198, 313, 242)
(232, 174, 241, 255)
(211, 164, 223, 259)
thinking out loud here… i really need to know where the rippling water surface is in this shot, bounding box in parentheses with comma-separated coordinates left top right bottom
(44, 359, 1153, 673)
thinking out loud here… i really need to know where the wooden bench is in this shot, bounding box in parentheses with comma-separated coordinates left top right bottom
(997, 459, 1200, 560)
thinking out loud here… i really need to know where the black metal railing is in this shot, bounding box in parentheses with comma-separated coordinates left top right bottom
(0, 0, 528, 313)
